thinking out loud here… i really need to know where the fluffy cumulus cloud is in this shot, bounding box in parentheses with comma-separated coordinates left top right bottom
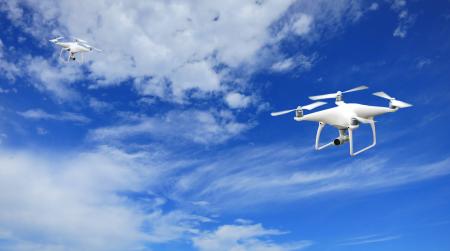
(225, 92, 253, 109)
(1, 0, 297, 101)
(193, 222, 312, 251)
(25, 56, 82, 100)
(0, 0, 370, 104)
(0, 0, 375, 148)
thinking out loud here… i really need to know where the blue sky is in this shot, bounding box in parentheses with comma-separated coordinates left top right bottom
(0, 0, 450, 251)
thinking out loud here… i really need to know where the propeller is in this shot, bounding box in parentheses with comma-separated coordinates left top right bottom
(82, 43, 102, 52)
(49, 36, 64, 43)
(73, 37, 88, 43)
(271, 101, 326, 116)
(309, 85, 368, 101)
(373, 91, 412, 108)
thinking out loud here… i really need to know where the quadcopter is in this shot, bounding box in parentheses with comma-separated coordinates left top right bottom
(49, 36, 101, 62)
(271, 86, 412, 156)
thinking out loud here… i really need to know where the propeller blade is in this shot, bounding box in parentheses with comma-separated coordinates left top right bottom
(302, 101, 327, 110)
(373, 91, 412, 108)
(271, 101, 326, 116)
(309, 93, 337, 100)
(270, 108, 297, 116)
(343, 85, 368, 93)
(355, 116, 375, 124)
(81, 43, 102, 52)
(91, 47, 102, 52)
(373, 91, 393, 100)
(391, 99, 412, 108)
(73, 37, 88, 43)
(49, 36, 64, 42)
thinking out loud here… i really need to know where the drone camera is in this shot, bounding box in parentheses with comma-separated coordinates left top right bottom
(295, 109, 303, 118)
(333, 135, 349, 146)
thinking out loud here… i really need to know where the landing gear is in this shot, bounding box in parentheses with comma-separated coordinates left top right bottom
(315, 120, 377, 156)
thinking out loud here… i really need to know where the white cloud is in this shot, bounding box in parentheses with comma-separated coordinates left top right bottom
(271, 54, 316, 72)
(0, 87, 17, 93)
(391, 0, 406, 10)
(225, 92, 252, 109)
(338, 234, 401, 246)
(0, 146, 210, 251)
(36, 127, 48, 135)
(2, 0, 297, 100)
(173, 144, 450, 208)
(416, 58, 432, 69)
(0, 0, 368, 105)
(0, 39, 20, 81)
(89, 97, 113, 112)
(25, 56, 82, 100)
(18, 109, 90, 123)
(271, 57, 296, 72)
(390, 0, 415, 38)
(369, 3, 379, 11)
(193, 222, 312, 251)
(292, 14, 313, 36)
(89, 109, 252, 145)
(0, 145, 324, 251)
(171, 61, 221, 100)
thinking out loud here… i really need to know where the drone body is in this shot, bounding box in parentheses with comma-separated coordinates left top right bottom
(271, 86, 412, 156)
(49, 37, 101, 62)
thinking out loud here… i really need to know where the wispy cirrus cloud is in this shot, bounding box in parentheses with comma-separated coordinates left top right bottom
(0, 145, 212, 251)
(0, 145, 316, 251)
(18, 109, 90, 123)
(338, 234, 401, 246)
(172, 143, 450, 209)
(89, 109, 253, 145)
(0, 140, 448, 250)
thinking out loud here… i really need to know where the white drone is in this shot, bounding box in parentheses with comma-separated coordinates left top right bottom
(271, 86, 412, 156)
(49, 36, 101, 62)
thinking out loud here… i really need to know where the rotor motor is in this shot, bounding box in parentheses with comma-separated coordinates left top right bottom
(389, 101, 398, 109)
(335, 92, 343, 102)
(295, 106, 303, 118)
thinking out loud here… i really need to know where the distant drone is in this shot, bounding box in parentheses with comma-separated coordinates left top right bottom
(271, 86, 412, 156)
(49, 36, 101, 62)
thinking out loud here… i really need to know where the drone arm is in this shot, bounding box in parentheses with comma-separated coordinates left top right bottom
(349, 120, 376, 156)
(315, 122, 334, 150)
